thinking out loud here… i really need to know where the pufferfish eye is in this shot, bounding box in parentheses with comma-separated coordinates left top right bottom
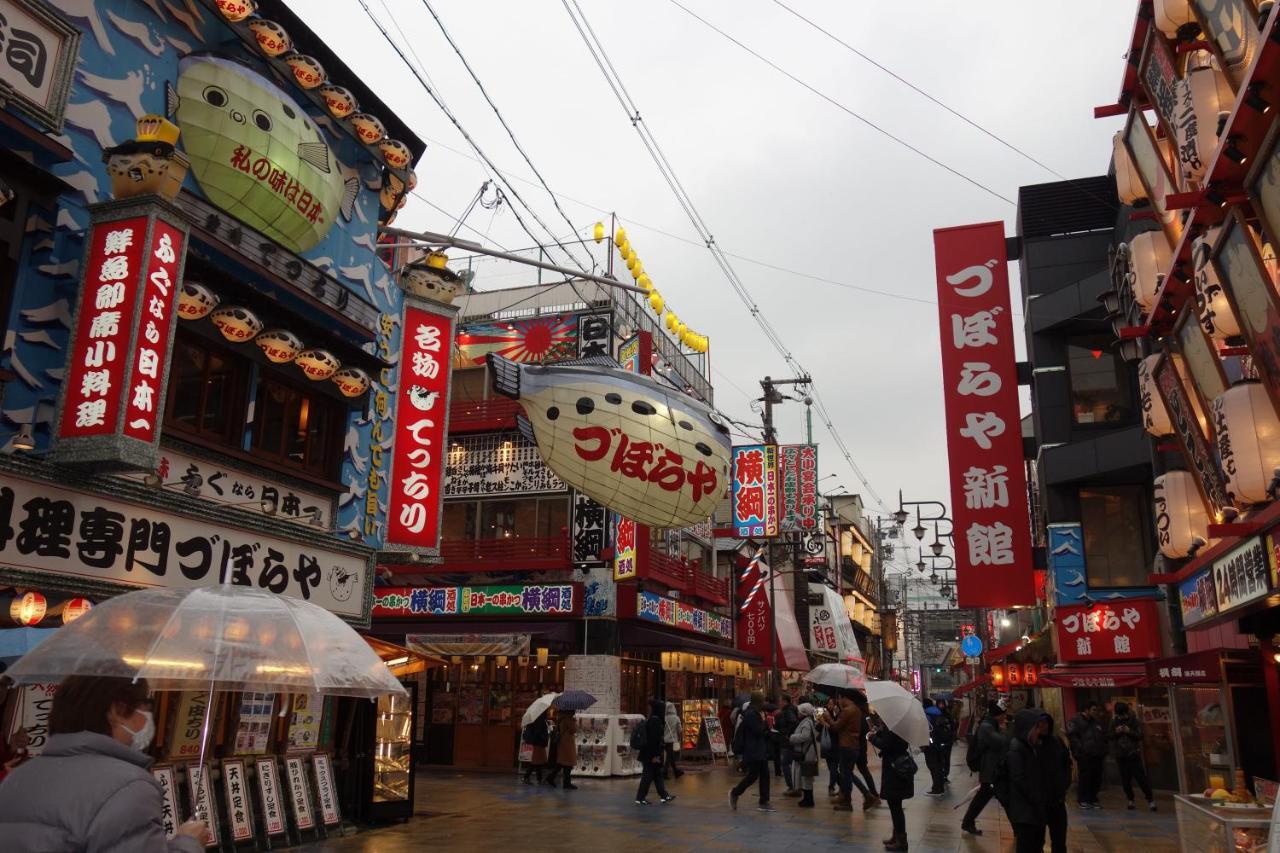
(202, 86, 228, 108)
(252, 110, 273, 132)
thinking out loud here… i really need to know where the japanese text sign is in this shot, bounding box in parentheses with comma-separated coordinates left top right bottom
(779, 444, 819, 532)
(312, 753, 341, 826)
(8, 683, 55, 755)
(1054, 598, 1160, 663)
(570, 491, 609, 569)
(1152, 351, 1230, 515)
(151, 766, 179, 838)
(55, 202, 188, 471)
(221, 759, 253, 841)
(0, 0, 80, 132)
(255, 758, 286, 836)
(933, 223, 1033, 607)
(284, 756, 315, 830)
(634, 590, 732, 639)
(187, 763, 220, 847)
(386, 298, 457, 555)
(1179, 567, 1218, 628)
(373, 584, 581, 617)
(1212, 537, 1272, 615)
(613, 513, 639, 581)
(732, 444, 778, 537)
(736, 553, 771, 663)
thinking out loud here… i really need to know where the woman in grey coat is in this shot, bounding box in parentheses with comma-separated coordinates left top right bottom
(662, 702, 684, 779)
(788, 702, 821, 808)
(0, 675, 206, 852)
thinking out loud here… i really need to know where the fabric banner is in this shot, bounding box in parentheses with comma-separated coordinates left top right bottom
(766, 564, 810, 671)
(404, 632, 530, 658)
(933, 222, 1034, 607)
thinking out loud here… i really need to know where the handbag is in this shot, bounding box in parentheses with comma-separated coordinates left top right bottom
(800, 723, 819, 777)
(518, 742, 534, 763)
(891, 752, 918, 780)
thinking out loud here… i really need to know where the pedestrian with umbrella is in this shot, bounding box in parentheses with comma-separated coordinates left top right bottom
(545, 690, 595, 790)
(870, 717, 916, 852)
(520, 693, 556, 784)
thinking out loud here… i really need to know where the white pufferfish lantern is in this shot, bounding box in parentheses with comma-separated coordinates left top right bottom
(295, 348, 340, 381)
(1212, 381, 1280, 505)
(487, 353, 732, 529)
(255, 329, 303, 364)
(177, 282, 219, 320)
(1153, 470, 1213, 559)
(210, 305, 263, 343)
(331, 367, 371, 398)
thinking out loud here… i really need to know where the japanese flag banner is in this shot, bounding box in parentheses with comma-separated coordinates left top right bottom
(933, 222, 1034, 607)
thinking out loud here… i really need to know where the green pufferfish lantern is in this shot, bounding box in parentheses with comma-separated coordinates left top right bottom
(166, 54, 358, 253)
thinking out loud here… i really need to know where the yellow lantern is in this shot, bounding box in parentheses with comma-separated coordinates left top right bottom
(615, 227, 627, 246)
(648, 291, 664, 313)
(626, 255, 638, 272)
(666, 312, 678, 331)
(631, 262, 643, 280)
(1153, 470, 1213, 558)
(1138, 355, 1173, 437)
(1212, 381, 1280, 505)
(637, 273, 652, 291)
(593, 222, 605, 243)
(676, 321, 687, 337)
(1130, 231, 1172, 310)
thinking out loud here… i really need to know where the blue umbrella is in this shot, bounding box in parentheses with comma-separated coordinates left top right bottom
(0, 627, 56, 666)
(551, 690, 597, 712)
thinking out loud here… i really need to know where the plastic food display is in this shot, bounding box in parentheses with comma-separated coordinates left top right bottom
(681, 700, 715, 750)
(1174, 794, 1270, 852)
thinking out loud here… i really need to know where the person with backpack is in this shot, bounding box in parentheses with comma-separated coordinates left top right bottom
(936, 698, 957, 783)
(960, 701, 1010, 835)
(1065, 702, 1107, 809)
(849, 690, 882, 808)
(635, 699, 676, 805)
(870, 718, 915, 852)
(520, 709, 550, 784)
(789, 701, 821, 808)
(777, 694, 800, 796)
(922, 698, 949, 796)
(1004, 709, 1072, 853)
(1108, 702, 1155, 811)
(662, 701, 684, 780)
(729, 690, 775, 812)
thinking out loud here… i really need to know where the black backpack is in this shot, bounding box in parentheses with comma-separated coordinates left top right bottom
(965, 721, 985, 772)
(630, 720, 648, 751)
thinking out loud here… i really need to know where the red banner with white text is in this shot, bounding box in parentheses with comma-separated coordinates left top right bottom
(934, 222, 1034, 607)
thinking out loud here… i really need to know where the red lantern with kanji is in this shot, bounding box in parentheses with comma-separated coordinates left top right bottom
(10, 592, 47, 626)
(1023, 663, 1038, 686)
(990, 664, 1005, 688)
(1007, 663, 1023, 686)
(63, 598, 93, 624)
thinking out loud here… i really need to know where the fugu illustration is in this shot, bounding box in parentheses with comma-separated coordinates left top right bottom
(165, 54, 359, 252)
(488, 353, 731, 529)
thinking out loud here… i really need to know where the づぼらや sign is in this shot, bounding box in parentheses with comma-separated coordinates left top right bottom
(732, 444, 778, 537)
(1054, 599, 1160, 662)
(54, 201, 189, 471)
(256, 758, 287, 836)
(385, 299, 457, 556)
(934, 223, 1033, 607)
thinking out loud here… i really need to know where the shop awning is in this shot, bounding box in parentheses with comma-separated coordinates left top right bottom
(1039, 663, 1148, 689)
(952, 674, 991, 697)
(1146, 650, 1261, 685)
(364, 635, 444, 678)
(620, 625, 762, 664)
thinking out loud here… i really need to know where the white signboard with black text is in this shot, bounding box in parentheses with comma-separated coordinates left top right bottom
(256, 757, 287, 837)
(8, 682, 55, 756)
(186, 763, 220, 848)
(444, 433, 565, 497)
(151, 766, 180, 838)
(312, 752, 342, 826)
(285, 755, 316, 830)
(0, 0, 80, 131)
(221, 758, 254, 842)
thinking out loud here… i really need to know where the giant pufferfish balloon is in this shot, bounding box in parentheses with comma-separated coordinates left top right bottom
(165, 53, 359, 253)
(488, 354, 730, 529)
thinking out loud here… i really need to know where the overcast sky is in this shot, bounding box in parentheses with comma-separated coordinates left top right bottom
(291, 0, 1137, 565)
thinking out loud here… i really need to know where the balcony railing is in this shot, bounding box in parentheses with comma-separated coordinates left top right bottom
(432, 536, 569, 573)
(448, 397, 522, 433)
(691, 571, 729, 606)
(646, 551, 729, 605)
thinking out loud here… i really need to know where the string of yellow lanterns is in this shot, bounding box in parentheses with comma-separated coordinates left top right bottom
(593, 223, 709, 354)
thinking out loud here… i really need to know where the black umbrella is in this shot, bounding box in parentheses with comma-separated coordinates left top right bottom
(551, 690, 597, 712)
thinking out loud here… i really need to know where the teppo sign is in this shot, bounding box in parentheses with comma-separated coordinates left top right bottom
(779, 444, 819, 532)
(1054, 598, 1160, 663)
(732, 444, 779, 537)
(933, 223, 1034, 607)
(53, 199, 189, 471)
(385, 298, 457, 556)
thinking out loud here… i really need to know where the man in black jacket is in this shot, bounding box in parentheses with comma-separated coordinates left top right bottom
(635, 699, 675, 805)
(1005, 709, 1072, 853)
(960, 701, 1010, 835)
(1109, 702, 1155, 811)
(1065, 702, 1108, 809)
(729, 691, 775, 812)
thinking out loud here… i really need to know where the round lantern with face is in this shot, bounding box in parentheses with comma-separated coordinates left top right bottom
(248, 19, 291, 57)
(295, 348, 340, 380)
(177, 282, 220, 320)
(332, 366, 371, 398)
(210, 305, 263, 343)
(255, 329, 303, 364)
(215, 0, 256, 21)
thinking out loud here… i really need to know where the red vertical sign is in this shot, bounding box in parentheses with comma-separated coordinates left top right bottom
(123, 220, 184, 442)
(735, 551, 771, 664)
(386, 301, 455, 552)
(934, 222, 1033, 607)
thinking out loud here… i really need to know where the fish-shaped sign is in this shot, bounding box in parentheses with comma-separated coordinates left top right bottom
(165, 54, 359, 253)
(488, 354, 730, 529)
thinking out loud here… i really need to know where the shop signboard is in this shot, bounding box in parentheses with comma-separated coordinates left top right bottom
(1179, 567, 1218, 628)
(152, 766, 179, 838)
(1054, 598, 1161, 663)
(221, 759, 254, 842)
(1047, 523, 1086, 606)
(118, 447, 334, 528)
(233, 692, 274, 755)
(1147, 650, 1221, 684)
(312, 753, 341, 826)
(53, 202, 189, 472)
(570, 490, 609, 569)
(454, 315, 578, 367)
(385, 298, 457, 557)
(731, 444, 778, 537)
(0, 0, 80, 130)
(373, 583, 581, 617)
(1191, 0, 1258, 81)
(287, 694, 323, 752)
(186, 763, 220, 848)
(0, 472, 370, 620)
(169, 692, 211, 760)
(255, 757, 287, 836)
(613, 513, 638, 581)
(736, 551, 772, 664)
(1152, 351, 1231, 516)
(778, 444, 819, 532)
(576, 312, 612, 358)
(632, 590, 732, 639)
(1212, 536, 1272, 615)
(617, 333, 643, 373)
(933, 222, 1034, 607)
(444, 433, 564, 497)
(705, 716, 727, 755)
(8, 682, 55, 756)
(284, 756, 316, 830)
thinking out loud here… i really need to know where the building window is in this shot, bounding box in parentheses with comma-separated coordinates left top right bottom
(164, 335, 250, 448)
(1067, 335, 1133, 425)
(443, 496, 569, 541)
(1080, 486, 1152, 587)
(251, 374, 345, 479)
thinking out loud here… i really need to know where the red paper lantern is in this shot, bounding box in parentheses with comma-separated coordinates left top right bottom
(10, 591, 46, 626)
(990, 664, 1005, 688)
(1023, 663, 1038, 686)
(63, 598, 93, 624)
(1007, 664, 1023, 686)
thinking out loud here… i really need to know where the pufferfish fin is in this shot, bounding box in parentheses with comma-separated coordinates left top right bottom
(164, 81, 180, 118)
(297, 142, 331, 173)
(487, 353, 522, 400)
(515, 414, 537, 448)
(339, 176, 359, 222)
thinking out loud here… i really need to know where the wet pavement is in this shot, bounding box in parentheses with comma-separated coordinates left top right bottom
(302, 751, 1182, 852)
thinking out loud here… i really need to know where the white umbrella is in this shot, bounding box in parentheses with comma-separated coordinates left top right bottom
(865, 680, 931, 748)
(803, 662, 866, 691)
(522, 692, 559, 726)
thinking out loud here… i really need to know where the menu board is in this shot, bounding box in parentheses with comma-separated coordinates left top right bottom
(256, 757, 287, 837)
(680, 700, 714, 750)
(221, 759, 254, 842)
(705, 716, 727, 755)
(284, 756, 316, 831)
(287, 694, 322, 751)
(168, 693, 211, 761)
(457, 685, 484, 724)
(234, 692, 275, 755)
(312, 753, 342, 826)
(8, 683, 56, 756)
(151, 766, 179, 838)
(186, 763, 220, 848)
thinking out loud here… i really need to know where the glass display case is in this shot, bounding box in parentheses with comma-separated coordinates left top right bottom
(681, 699, 715, 751)
(1174, 794, 1270, 852)
(1174, 685, 1236, 794)
(373, 692, 413, 804)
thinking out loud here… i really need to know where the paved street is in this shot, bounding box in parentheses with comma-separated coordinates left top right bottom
(303, 751, 1181, 852)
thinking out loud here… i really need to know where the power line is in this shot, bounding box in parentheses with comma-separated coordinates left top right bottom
(560, 0, 890, 512)
(663, 0, 1015, 206)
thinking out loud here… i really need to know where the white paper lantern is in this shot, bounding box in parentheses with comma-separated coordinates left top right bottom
(1131, 231, 1173, 310)
(1153, 0, 1195, 38)
(1113, 131, 1146, 205)
(210, 305, 263, 343)
(1212, 382, 1280, 505)
(1192, 227, 1240, 340)
(331, 366, 371, 398)
(1138, 354, 1174, 436)
(177, 282, 219, 320)
(1181, 54, 1236, 183)
(488, 353, 732, 529)
(295, 348, 340, 381)
(255, 329, 303, 364)
(1154, 470, 1212, 558)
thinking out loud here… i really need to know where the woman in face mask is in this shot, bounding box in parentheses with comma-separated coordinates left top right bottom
(0, 675, 207, 851)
